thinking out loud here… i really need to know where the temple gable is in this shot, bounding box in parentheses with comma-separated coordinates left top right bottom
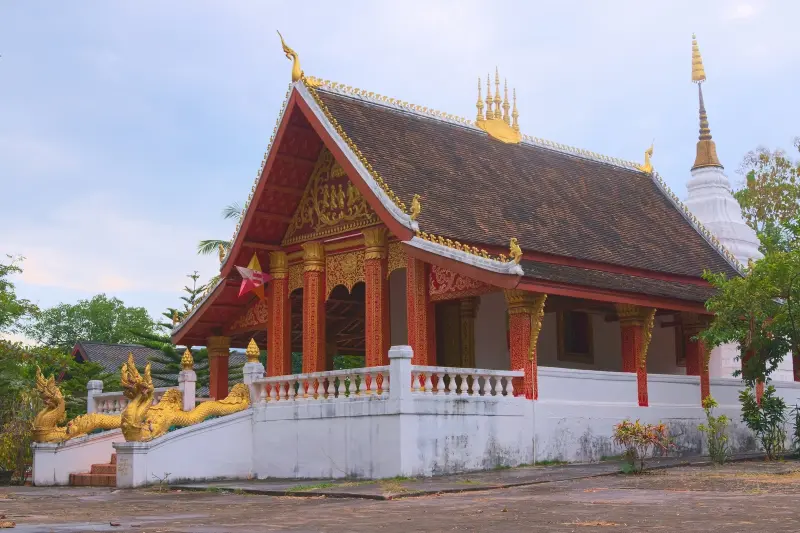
(282, 147, 380, 245)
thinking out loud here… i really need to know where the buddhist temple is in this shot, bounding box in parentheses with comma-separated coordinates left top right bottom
(31, 34, 800, 487)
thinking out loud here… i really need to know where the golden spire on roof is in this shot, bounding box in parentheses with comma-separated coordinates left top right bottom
(485, 74, 493, 120)
(638, 142, 654, 173)
(493, 68, 502, 119)
(512, 88, 520, 133)
(476, 77, 485, 122)
(690, 34, 722, 169)
(502, 79, 511, 125)
(475, 68, 521, 144)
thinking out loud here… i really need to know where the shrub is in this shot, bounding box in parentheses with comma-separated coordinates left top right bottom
(792, 404, 800, 455)
(612, 419, 671, 473)
(698, 395, 730, 464)
(740, 385, 787, 460)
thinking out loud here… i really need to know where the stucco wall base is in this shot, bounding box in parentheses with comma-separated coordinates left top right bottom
(113, 409, 253, 488)
(32, 429, 124, 486)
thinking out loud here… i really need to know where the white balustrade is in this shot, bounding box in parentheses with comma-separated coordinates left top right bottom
(91, 387, 174, 415)
(409, 366, 522, 398)
(252, 367, 390, 403)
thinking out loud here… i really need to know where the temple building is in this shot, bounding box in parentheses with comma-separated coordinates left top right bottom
(37, 34, 800, 487)
(172, 35, 758, 406)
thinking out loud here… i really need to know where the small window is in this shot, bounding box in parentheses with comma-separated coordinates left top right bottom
(557, 311, 594, 364)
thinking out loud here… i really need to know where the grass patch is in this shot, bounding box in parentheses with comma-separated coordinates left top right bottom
(535, 460, 568, 466)
(455, 479, 481, 485)
(381, 475, 413, 482)
(286, 482, 335, 493)
(600, 454, 624, 462)
(379, 480, 409, 494)
(493, 464, 512, 471)
(204, 486, 227, 494)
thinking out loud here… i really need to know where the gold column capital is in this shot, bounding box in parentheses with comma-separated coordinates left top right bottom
(207, 336, 231, 357)
(504, 289, 546, 315)
(615, 303, 656, 327)
(362, 226, 388, 260)
(269, 251, 289, 279)
(302, 241, 325, 272)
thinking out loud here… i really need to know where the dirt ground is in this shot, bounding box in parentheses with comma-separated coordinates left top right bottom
(3, 461, 800, 532)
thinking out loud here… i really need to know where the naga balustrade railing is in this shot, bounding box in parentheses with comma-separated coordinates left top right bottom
(91, 387, 174, 415)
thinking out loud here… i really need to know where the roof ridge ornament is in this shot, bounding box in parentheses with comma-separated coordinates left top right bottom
(277, 30, 320, 87)
(475, 68, 521, 144)
(638, 141, 654, 173)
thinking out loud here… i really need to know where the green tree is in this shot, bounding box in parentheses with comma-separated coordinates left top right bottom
(734, 138, 800, 253)
(196, 202, 244, 257)
(701, 138, 800, 383)
(23, 294, 157, 352)
(0, 255, 36, 333)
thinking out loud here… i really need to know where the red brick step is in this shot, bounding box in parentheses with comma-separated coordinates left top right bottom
(69, 454, 117, 487)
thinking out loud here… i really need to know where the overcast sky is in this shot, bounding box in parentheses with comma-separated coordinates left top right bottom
(1, 0, 798, 332)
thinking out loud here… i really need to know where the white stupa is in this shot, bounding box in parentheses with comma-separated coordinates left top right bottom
(683, 35, 792, 381)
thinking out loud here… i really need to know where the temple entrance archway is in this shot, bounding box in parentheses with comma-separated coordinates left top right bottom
(325, 283, 366, 369)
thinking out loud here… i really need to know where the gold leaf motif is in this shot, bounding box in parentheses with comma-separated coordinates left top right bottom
(326, 250, 365, 297)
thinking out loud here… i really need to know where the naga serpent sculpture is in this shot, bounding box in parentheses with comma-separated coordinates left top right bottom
(32, 354, 251, 443)
(119, 354, 251, 442)
(32, 367, 121, 443)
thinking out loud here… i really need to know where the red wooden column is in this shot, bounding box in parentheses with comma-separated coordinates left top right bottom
(793, 349, 800, 382)
(302, 241, 326, 373)
(683, 314, 710, 404)
(207, 335, 231, 400)
(266, 251, 291, 376)
(615, 304, 656, 407)
(406, 257, 436, 365)
(363, 227, 390, 366)
(504, 290, 547, 400)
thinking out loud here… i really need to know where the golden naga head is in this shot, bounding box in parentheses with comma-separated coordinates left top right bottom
(121, 353, 153, 400)
(410, 194, 422, 221)
(35, 366, 64, 410)
(509, 237, 523, 264)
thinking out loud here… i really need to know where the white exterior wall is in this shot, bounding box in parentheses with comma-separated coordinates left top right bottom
(252, 395, 532, 479)
(32, 430, 124, 486)
(114, 409, 253, 488)
(474, 291, 510, 370)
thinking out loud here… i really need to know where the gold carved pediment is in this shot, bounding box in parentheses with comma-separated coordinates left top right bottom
(282, 147, 380, 245)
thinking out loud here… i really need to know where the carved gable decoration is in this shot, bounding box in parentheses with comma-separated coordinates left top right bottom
(227, 298, 268, 334)
(282, 147, 379, 245)
(429, 265, 494, 302)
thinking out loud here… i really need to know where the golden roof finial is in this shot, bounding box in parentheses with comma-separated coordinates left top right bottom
(691, 33, 706, 83)
(475, 68, 521, 144)
(512, 88, 520, 133)
(181, 348, 194, 371)
(502, 79, 511, 125)
(690, 34, 722, 169)
(277, 31, 303, 83)
(246, 338, 260, 363)
(493, 67, 502, 119)
(476, 77, 485, 122)
(172, 310, 179, 326)
(509, 237, 522, 264)
(485, 74, 493, 120)
(218, 243, 225, 263)
(638, 142, 654, 173)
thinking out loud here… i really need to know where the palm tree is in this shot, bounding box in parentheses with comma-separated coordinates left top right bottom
(197, 202, 244, 256)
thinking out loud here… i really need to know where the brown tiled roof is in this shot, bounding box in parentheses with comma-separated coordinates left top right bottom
(521, 260, 716, 303)
(316, 90, 739, 281)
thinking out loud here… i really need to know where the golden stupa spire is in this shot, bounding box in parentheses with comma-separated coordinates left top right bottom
(690, 34, 722, 169)
(485, 74, 493, 120)
(512, 88, 519, 133)
(476, 77, 485, 122)
(181, 348, 194, 371)
(246, 338, 260, 363)
(502, 79, 511, 125)
(474, 67, 521, 144)
(493, 67, 502, 119)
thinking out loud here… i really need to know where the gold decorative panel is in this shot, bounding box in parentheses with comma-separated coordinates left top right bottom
(387, 241, 406, 278)
(288, 263, 303, 293)
(326, 250, 365, 298)
(283, 147, 379, 245)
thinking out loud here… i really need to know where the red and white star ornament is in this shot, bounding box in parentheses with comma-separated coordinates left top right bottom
(235, 253, 272, 300)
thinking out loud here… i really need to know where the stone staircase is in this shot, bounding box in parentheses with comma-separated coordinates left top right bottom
(69, 453, 116, 487)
